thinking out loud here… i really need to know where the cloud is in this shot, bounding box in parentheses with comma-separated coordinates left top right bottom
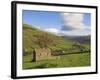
(41, 13, 91, 36)
(59, 28, 91, 36)
(61, 13, 88, 30)
(43, 27, 90, 36)
(43, 28, 60, 35)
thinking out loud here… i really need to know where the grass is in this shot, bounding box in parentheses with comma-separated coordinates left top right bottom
(22, 24, 91, 70)
(23, 52, 91, 69)
(23, 24, 76, 55)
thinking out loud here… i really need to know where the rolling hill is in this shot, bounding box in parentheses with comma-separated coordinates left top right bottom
(23, 24, 76, 55)
(62, 35, 91, 44)
(23, 24, 91, 69)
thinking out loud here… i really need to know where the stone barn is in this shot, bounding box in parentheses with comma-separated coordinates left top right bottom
(32, 48, 52, 61)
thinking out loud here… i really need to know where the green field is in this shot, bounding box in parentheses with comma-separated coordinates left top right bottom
(23, 52, 90, 69)
(22, 24, 91, 70)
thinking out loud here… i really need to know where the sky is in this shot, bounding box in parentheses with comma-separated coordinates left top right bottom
(23, 10, 91, 36)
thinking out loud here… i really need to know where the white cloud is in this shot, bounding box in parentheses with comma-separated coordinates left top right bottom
(40, 13, 91, 36)
(59, 28, 91, 36)
(61, 13, 89, 30)
(42, 27, 90, 36)
(43, 28, 60, 35)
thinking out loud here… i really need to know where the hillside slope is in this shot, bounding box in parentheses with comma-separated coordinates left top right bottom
(23, 24, 76, 55)
(62, 36, 91, 44)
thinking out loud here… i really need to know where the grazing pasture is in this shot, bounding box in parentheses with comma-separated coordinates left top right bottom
(23, 52, 90, 69)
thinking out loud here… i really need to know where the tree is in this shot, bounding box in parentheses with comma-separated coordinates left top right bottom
(35, 33, 55, 48)
(72, 43, 85, 51)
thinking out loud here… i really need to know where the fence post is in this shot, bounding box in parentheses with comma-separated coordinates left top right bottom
(32, 50, 36, 62)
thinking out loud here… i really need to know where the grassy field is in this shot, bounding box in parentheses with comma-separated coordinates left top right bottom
(22, 24, 91, 70)
(23, 52, 91, 69)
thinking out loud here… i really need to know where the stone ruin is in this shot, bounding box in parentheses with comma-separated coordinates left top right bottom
(32, 48, 52, 61)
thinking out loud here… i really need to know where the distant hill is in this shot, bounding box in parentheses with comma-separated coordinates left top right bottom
(62, 35, 91, 44)
(23, 24, 76, 55)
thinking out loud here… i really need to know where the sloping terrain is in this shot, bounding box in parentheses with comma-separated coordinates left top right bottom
(23, 24, 76, 55)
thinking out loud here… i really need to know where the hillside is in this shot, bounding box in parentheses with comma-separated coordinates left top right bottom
(62, 35, 91, 44)
(23, 24, 91, 69)
(23, 24, 76, 55)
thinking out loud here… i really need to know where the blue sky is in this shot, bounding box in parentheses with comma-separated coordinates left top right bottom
(22, 10, 91, 36)
(83, 13, 91, 26)
(23, 10, 63, 29)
